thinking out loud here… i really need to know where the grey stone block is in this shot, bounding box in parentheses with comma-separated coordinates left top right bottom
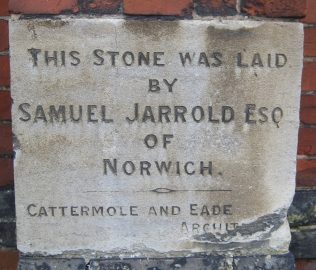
(233, 253, 294, 270)
(19, 257, 86, 270)
(18, 254, 295, 270)
(10, 17, 303, 256)
(0, 222, 16, 248)
(288, 190, 316, 228)
(87, 254, 294, 270)
(290, 228, 316, 259)
(0, 187, 15, 219)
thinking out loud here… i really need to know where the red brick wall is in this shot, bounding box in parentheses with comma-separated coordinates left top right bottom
(297, 0, 316, 195)
(0, 0, 13, 187)
(1, 0, 316, 268)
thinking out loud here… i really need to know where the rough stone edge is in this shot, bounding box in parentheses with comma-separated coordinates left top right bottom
(18, 253, 295, 270)
(5, 184, 315, 257)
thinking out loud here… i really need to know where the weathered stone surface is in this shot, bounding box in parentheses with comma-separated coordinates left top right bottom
(9, 18, 303, 257)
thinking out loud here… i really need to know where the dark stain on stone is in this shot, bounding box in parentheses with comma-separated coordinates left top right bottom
(203, 21, 269, 217)
(28, 20, 69, 30)
(37, 20, 69, 28)
(194, 209, 287, 242)
(206, 25, 254, 40)
(26, 20, 68, 40)
(123, 20, 179, 42)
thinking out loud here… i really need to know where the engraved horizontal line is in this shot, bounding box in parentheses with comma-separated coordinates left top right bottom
(83, 189, 232, 194)
(151, 188, 232, 193)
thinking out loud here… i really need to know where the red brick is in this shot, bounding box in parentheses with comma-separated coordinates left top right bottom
(0, 91, 11, 121)
(0, 124, 12, 153)
(297, 159, 316, 187)
(300, 95, 316, 125)
(296, 259, 316, 270)
(0, 159, 14, 186)
(0, 250, 18, 270)
(301, 0, 316, 23)
(0, 20, 9, 52)
(304, 28, 316, 57)
(298, 128, 316, 155)
(81, 0, 121, 13)
(9, 0, 79, 14)
(242, 0, 307, 18)
(124, 0, 193, 16)
(195, 0, 236, 16)
(0, 0, 9, 16)
(0, 56, 10, 87)
(302, 62, 316, 92)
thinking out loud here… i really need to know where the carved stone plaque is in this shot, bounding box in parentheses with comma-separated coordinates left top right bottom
(10, 18, 303, 257)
